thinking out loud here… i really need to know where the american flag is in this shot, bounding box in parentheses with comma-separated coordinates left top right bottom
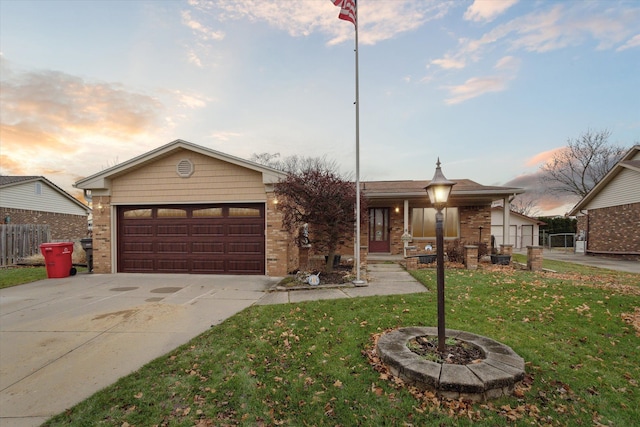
(332, 0, 356, 25)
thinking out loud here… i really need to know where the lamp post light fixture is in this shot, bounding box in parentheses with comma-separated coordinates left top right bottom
(425, 158, 456, 353)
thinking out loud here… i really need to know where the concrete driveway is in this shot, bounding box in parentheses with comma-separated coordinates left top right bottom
(0, 272, 280, 427)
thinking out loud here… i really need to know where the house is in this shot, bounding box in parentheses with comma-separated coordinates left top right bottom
(74, 140, 525, 276)
(568, 144, 640, 261)
(0, 176, 90, 240)
(490, 207, 546, 249)
(360, 180, 524, 257)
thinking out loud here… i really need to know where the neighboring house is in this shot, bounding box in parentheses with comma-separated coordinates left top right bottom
(74, 140, 525, 276)
(568, 144, 640, 261)
(0, 176, 90, 240)
(490, 206, 546, 249)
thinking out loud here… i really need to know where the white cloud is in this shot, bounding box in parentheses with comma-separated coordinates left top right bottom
(172, 90, 211, 109)
(440, 3, 640, 73)
(494, 55, 520, 71)
(442, 55, 519, 105)
(209, 130, 242, 141)
(181, 10, 225, 41)
(464, 0, 519, 23)
(616, 34, 640, 51)
(185, 0, 456, 47)
(430, 56, 466, 70)
(443, 75, 508, 105)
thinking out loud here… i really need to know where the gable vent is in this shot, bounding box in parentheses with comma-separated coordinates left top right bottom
(176, 159, 194, 178)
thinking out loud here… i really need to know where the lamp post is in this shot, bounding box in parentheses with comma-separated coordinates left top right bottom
(425, 158, 456, 353)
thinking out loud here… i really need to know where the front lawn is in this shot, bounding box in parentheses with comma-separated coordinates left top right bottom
(0, 266, 49, 289)
(44, 262, 639, 426)
(0, 266, 87, 289)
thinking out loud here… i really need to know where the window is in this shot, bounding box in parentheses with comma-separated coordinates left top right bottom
(35, 182, 42, 195)
(229, 207, 261, 217)
(193, 207, 223, 217)
(157, 208, 187, 218)
(123, 209, 152, 218)
(411, 207, 459, 238)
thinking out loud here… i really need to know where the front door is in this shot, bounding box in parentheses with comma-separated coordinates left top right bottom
(368, 208, 390, 253)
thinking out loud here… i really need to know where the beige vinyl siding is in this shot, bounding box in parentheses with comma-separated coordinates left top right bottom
(585, 167, 640, 210)
(0, 181, 88, 216)
(110, 150, 268, 204)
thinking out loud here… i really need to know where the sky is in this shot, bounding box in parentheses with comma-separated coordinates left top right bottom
(1, 0, 639, 216)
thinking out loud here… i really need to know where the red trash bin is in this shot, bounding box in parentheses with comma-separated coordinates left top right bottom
(40, 242, 76, 278)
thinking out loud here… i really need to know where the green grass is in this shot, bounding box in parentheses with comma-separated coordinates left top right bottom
(0, 266, 49, 288)
(41, 263, 640, 426)
(0, 266, 87, 289)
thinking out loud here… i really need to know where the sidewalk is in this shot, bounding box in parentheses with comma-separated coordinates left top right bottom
(257, 262, 428, 305)
(516, 248, 640, 274)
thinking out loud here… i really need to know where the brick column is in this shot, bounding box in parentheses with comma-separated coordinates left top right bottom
(464, 245, 478, 270)
(405, 257, 418, 270)
(265, 193, 290, 276)
(527, 246, 543, 271)
(500, 244, 513, 256)
(92, 196, 112, 274)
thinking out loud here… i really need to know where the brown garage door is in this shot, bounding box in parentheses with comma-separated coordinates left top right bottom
(118, 204, 265, 274)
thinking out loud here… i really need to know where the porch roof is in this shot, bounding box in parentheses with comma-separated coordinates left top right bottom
(362, 179, 524, 206)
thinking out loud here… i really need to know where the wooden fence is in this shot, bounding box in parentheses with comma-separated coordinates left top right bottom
(0, 224, 52, 267)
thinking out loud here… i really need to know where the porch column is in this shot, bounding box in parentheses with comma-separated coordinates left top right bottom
(403, 199, 409, 233)
(503, 196, 511, 246)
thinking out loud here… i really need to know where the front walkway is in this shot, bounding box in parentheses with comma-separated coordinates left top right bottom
(257, 262, 428, 305)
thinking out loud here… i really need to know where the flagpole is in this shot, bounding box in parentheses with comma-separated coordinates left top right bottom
(353, 5, 364, 284)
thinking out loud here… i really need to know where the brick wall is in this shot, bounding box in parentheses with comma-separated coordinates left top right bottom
(583, 203, 640, 261)
(1, 208, 88, 241)
(266, 193, 297, 276)
(270, 203, 494, 269)
(91, 197, 112, 273)
(458, 205, 492, 247)
(335, 205, 493, 257)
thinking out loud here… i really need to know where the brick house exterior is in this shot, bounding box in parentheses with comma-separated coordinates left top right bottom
(334, 180, 522, 260)
(570, 145, 640, 261)
(0, 176, 90, 241)
(75, 140, 295, 276)
(75, 140, 525, 276)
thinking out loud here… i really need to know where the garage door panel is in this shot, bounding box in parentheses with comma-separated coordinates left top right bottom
(118, 204, 265, 274)
(228, 224, 263, 236)
(122, 258, 154, 272)
(228, 242, 263, 254)
(192, 259, 226, 273)
(192, 242, 224, 254)
(157, 224, 189, 236)
(123, 225, 154, 236)
(157, 242, 189, 253)
(192, 224, 225, 236)
(122, 242, 154, 253)
(157, 259, 189, 272)
(228, 259, 263, 274)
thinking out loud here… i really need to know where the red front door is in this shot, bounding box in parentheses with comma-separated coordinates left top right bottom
(368, 208, 390, 253)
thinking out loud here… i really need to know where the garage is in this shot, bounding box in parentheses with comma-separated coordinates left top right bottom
(118, 204, 265, 274)
(75, 140, 293, 276)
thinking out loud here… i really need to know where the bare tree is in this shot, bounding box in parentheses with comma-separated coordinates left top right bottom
(509, 194, 541, 217)
(250, 152, 341, 176)
(540, 129, 627, 198)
